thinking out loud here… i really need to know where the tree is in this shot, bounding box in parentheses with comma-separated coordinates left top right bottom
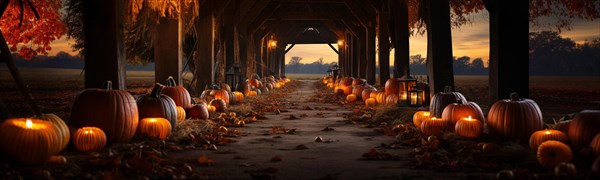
(288, 56, 302, 73)
(315, 57, 324, 72)
(0, 0, 65, 59)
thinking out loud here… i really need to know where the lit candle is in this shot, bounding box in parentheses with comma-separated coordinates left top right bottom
(413, 111, 430, 129)
(421, 117, 447, 136)
(74, 127, 107, 152)
(529, 129, 567, 150)
(25, 119, 33, 129)
(455, 116, 483, 139)
(0, 118, 58, 164)
(139, 118, 172, 140)
(411, 93, 418, 105)
(401, 92, 407, 100)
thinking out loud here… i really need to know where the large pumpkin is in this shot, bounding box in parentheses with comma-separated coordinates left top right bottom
(567, 110, 600, 150)
(441, 99, 485, 131)
(162, 76, 192, 109)
(591, 133, 600, 156)
(342, 85, 353, 95)
(247, 79, 261, 88)
(537, 141, 573, 168)
(0, 118, 61, 164)
(384, 78, 399, 96)
(73, 127, 107, 152)
(487, 93, 544, 141)
(529, 130, 568, 151)
(137, 83, 177, 130)
(429, 86, 466, 118)
(70, 81, 139, 144)
(211, 89, 230, 106)
(34, 113, 70, 152)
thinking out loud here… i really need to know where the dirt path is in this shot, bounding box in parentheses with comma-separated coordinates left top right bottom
(171, 80, 473, 179)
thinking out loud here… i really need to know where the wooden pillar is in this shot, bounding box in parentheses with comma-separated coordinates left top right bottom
(352, 35, 360, 78)
(378, 11, 391, 84)
(82, 0, 126, 89)
(194, 6, 214, 95)
(487, 0, 529, 100)
(393, 0, 410, 78)
(224, 2, 236, 81)
(154, 17, 182, 85)
(237, 33, 248, 79)
(338, 39, 345, 77)
(345, 33, 352, 77)
(426, 0, 455, 94)
(260, 37, 268, 77)
(359, 28, 367, 79)
(366, 25, 376, 85)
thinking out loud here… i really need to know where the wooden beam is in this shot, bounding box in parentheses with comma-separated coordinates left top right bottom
(366, 25, 376, 84)
(212, 0, 232, 16)
(327, 43, 339, 54)
(154, 17, 182, 85)
(82, 0, 126, 89)
(426, 0, 455, 94)
(267, 12, 342, 20)
(194, 7, 215, 95)
(237, 0, 270, 28)
(392, 0, 410, 78)
(285, 44, 296, 53)
(249, 3, 282, 34)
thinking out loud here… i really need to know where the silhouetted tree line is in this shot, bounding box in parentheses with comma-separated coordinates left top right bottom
(529, 31, 600, 76)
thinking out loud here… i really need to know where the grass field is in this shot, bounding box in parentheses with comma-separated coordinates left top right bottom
(1, 67, 599, 121)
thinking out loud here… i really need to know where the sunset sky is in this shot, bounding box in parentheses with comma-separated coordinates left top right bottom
(48, 12, 599, 67)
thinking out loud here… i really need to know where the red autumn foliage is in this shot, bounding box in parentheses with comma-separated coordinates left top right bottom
(0, 0, 65, 59)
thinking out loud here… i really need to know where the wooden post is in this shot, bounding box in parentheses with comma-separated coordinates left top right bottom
(487, 0, 529, 100)
(352, 35, 360, 78)
(154, 17, 182, 85)
(82, 0, 126, 89)
(359, 28, 367, 79)
(392, 0, 410, 78)
(426, 0, 455, 94)
(194, 6, 214, 95)
(261, 37, 269, 77)
(366, 24, 376, 85)
(224, 2, 236, 82)
(378, 11, 390, 84)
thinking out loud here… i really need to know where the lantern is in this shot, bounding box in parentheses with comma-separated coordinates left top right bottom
(397, 75, 417, 106)
(331, 64, 340, 80)
(225, 66, 243, 91)
(408, 89, 425, 106)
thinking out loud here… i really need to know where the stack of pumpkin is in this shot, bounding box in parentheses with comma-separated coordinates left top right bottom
(247, 75, 290, 97)
(199, 82, 246, 113)
(412, 87, 600, 170)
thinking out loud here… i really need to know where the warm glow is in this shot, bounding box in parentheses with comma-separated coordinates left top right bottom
(149, 118, 157, 122)
(270, 40, 277, 47)
(337, 40, 344, 46)
(25, 120, 33, 128)
(431, 117, 437, 120)
(545, 130, 551, 135)
(401, 93, 407, 100)
(424, 112, 430, 116)
(467, 116, 472, 120)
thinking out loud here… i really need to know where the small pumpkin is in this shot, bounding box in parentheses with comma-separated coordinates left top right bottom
(376, 92, 386, 104)
(342, 86, 353, 95)
(455, 116, 483, 139)
(365, 98, 376, 107)
(429, 86, 466, 118)
(384, 78, 399, 96)
(487, 93, 544, 141)
(275, 82, 284, 89)
(421, 117, 446, 136)
(537, 140, 572, 168)
(73, 127, 107, 152)
(162, 76, 193, 109)
(529, 130, 568, 151)
(346, 94, 357, 102)
(567, 110, 600, 150)
(137, 83, 177, 130)
(441, 99, 485, 131)
(413, 111, 430, 129)
(211, 89, 230, 106)
(247, 79, 261, 88)
(70, 81, 138, 144)
(352, 78, 366, 86)
(138, 118, 172, 140)
(232, 91, 245, 102)
(590, 133, 600, 156)
(176, 106, 186, 122)
(361, 87, 377, 101)
(187, 104, 209, 120)
(352, 85, 364, 100)
(246, 90, 258, 97)
(210, 99, 227, 112)
(385, 94, 399, 105)
(207, 105, 217, 113)
(0, 118, 61, 164)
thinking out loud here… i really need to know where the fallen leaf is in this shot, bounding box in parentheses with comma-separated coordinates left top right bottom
(271, 155, 283, 162)
(197, 155, 216, 166)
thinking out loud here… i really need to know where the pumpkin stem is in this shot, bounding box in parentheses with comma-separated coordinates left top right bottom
(444, 86, 452, 93)
(150, 83, 164, 97)
(456, 98, 464, 104)
(166, 76, 176, 87)
(103, 81, 112, 90)
(510, 92, 520, 101)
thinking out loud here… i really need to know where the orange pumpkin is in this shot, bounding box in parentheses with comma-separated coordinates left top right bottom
(248, 79, 261, 88)
(232, 91, 245, 102)
(342, 86, 353, 95)
(275, 82, 284, 89)
(487, 93, 544, 141)
(590, 133, 600, 156)
(361, 87, 377, 101)
(441, 99, 485, 131)
(138, 118, 172, 140)
(352, 78, 366, 86)
(162, 76, 193, 109)
(365, 98, 377, 107)
(0, 118, 61, 164)
(529, 130, 568, 151)
(537, 140, 573, 168)
(421, 117, 446, 136)
(352, 85, 364, 100)
(34, 113, 70, 152)
(210, 99, 227, 112)
(384, 78, 399, 96)
(246, 90, 258, 97)
(69, 81, 138, 144)
(137, 83, 177, 130)
(186, 104, 209, 120)
(73, 127, 107, 152)
(455, 116, 483, 139)
(326, 82, 334, 88)
(176, 106, 186, 122)
(429, 86, 466, 118)
(376, 92, 386, 104)
(385, 94, 399, 105)
(211, 89, 230, 106)
(567, 110, 600, 150)
(413, 111, 430, 129)
(207, 105, 217, 113)
(346, 94, 357, 102)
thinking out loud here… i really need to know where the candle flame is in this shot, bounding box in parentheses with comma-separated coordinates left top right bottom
(25, 119, 33, 128)
(424, 112, 430, 116)
(149, 118, 157, 122)
(468, 116, 472, 120)
(545, 130, 551, 134)
(431, 117, 437, 120)
(85, 130, 93, 134)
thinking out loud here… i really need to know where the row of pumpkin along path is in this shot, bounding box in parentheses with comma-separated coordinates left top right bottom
(324, 76, 600, 170)
(0, 75, 292, 165)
